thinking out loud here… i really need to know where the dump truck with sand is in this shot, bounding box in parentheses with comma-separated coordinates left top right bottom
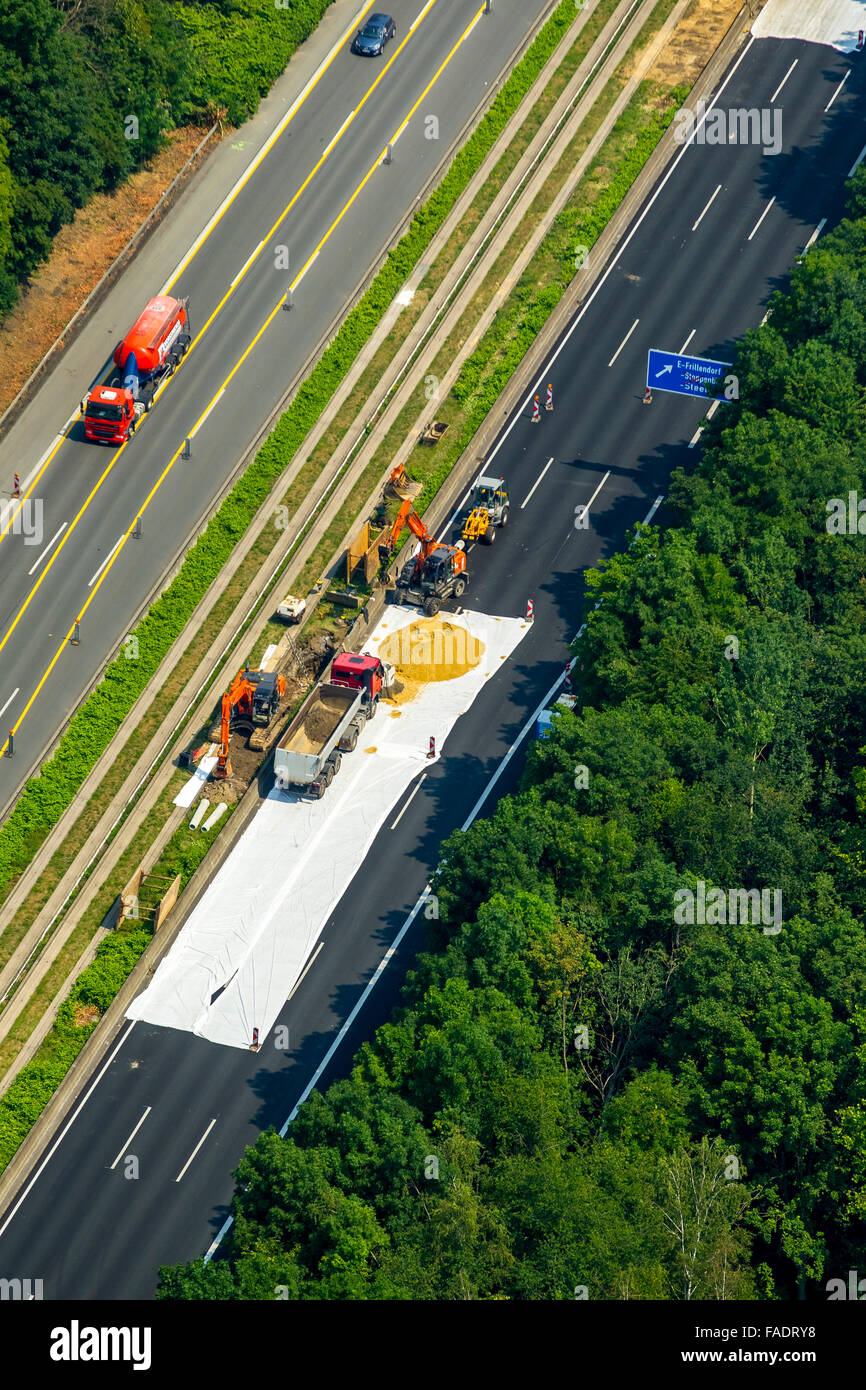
(274, 653, 392, 797)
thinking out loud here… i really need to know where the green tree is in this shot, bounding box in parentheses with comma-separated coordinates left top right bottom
(656, 1137, 756, 1300)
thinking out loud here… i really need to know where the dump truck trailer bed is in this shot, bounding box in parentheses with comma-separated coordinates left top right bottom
(274, 682, 364, 795)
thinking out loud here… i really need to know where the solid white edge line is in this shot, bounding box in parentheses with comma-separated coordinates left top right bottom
(678, 329, 696, 355)
(0, 688, 19, 721)
(825, 69, 850, 113)
(520, 457, 554, 509)
(608, 318, 639, 367)
(291, 249, 320, 292)
(87, 534, 123, 588)
(410, 0, 436, 35)
(802, 217, 827, 254)
(0, 1020, 137, 1241)
(5, 431, 70, 512)
(747, 196, 776, 242)
(390, 775, 425, 830)
(484, 37, 757, 471)
(574, 469, 611, 526)
(205, 41, 764, 1259)
(322, 109, 356, 160)
(189, 388, 225, 440)
(848, 142, 866, 178)
(692, 183, 721, 232)
(27, 522, 68, 576)
(160, 2, 377, 292)
(175, 1118, 217, 1183)
(109, 1106, 152, 1171)
(769, 59, 797, 104)
(33, 434, 67, 478)
(230, 238, 265, 289)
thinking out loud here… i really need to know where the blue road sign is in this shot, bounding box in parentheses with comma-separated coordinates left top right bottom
(646, 348, 732, 400)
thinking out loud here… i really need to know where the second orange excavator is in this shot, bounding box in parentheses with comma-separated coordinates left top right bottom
(215, 667, 286, 779)
(380, 497, 467, 616)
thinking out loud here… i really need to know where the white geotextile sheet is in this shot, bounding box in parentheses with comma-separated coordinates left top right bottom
(752, 0, 866, 50)
(173, 756, 218, 808)
(127, 606, 529, 1049)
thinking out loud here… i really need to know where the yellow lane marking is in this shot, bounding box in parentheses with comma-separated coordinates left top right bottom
(0, 1, 445, 554)
(178, 7, 442, 378)
(161, 1, 379, 293)
(0, 0, 380, 540)
(0, 0, 444, 570)
(2, 295, 289, 749)
(0, 435, 137, 660)
(292, 3, 487, 292)
(0, 0, 488, 755)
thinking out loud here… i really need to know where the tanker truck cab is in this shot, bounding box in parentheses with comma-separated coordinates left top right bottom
(83, 295, 190, 444)
(83, 386, 139, 445)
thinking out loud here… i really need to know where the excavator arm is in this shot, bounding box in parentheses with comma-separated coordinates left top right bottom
(215, 670, 255, 778)
(217, 691, 233, 776)
(385, 498, 412, 550)
(385, 498, 436, 555)
(407, 511, 435, 552)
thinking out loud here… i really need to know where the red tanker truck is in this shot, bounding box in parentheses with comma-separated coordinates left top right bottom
(83, 295, 191, 444)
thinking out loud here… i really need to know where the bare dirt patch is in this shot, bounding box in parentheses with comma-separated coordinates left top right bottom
(639, 0, 746, 91)
(72, 1003, 100, 1028)
(0, 125, 213, 417)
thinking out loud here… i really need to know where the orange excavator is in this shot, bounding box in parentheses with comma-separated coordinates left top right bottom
(214, 667, 286, 779)
(382, 497, 467, 616)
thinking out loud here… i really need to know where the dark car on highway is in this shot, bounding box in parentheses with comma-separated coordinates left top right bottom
(351, 13, 396, 56)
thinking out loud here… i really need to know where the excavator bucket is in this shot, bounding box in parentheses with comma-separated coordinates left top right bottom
(462, 507, 490, 542)
(385, 462, 422, 501)
(380, 660, 403, 696)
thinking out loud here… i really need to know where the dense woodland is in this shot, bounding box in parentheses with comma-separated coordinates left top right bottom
(156, 175, 866, 1299)
(0, 0, 332, 317)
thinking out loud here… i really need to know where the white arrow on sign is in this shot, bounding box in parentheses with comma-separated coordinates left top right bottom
(655, 364, 673, 378)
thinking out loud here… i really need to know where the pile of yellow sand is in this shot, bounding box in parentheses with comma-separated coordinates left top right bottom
(380, 618, 484, 705)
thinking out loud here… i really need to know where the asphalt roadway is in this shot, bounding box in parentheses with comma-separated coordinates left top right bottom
(0, 0, 550, 819)
(0, 31, 863, 1299)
